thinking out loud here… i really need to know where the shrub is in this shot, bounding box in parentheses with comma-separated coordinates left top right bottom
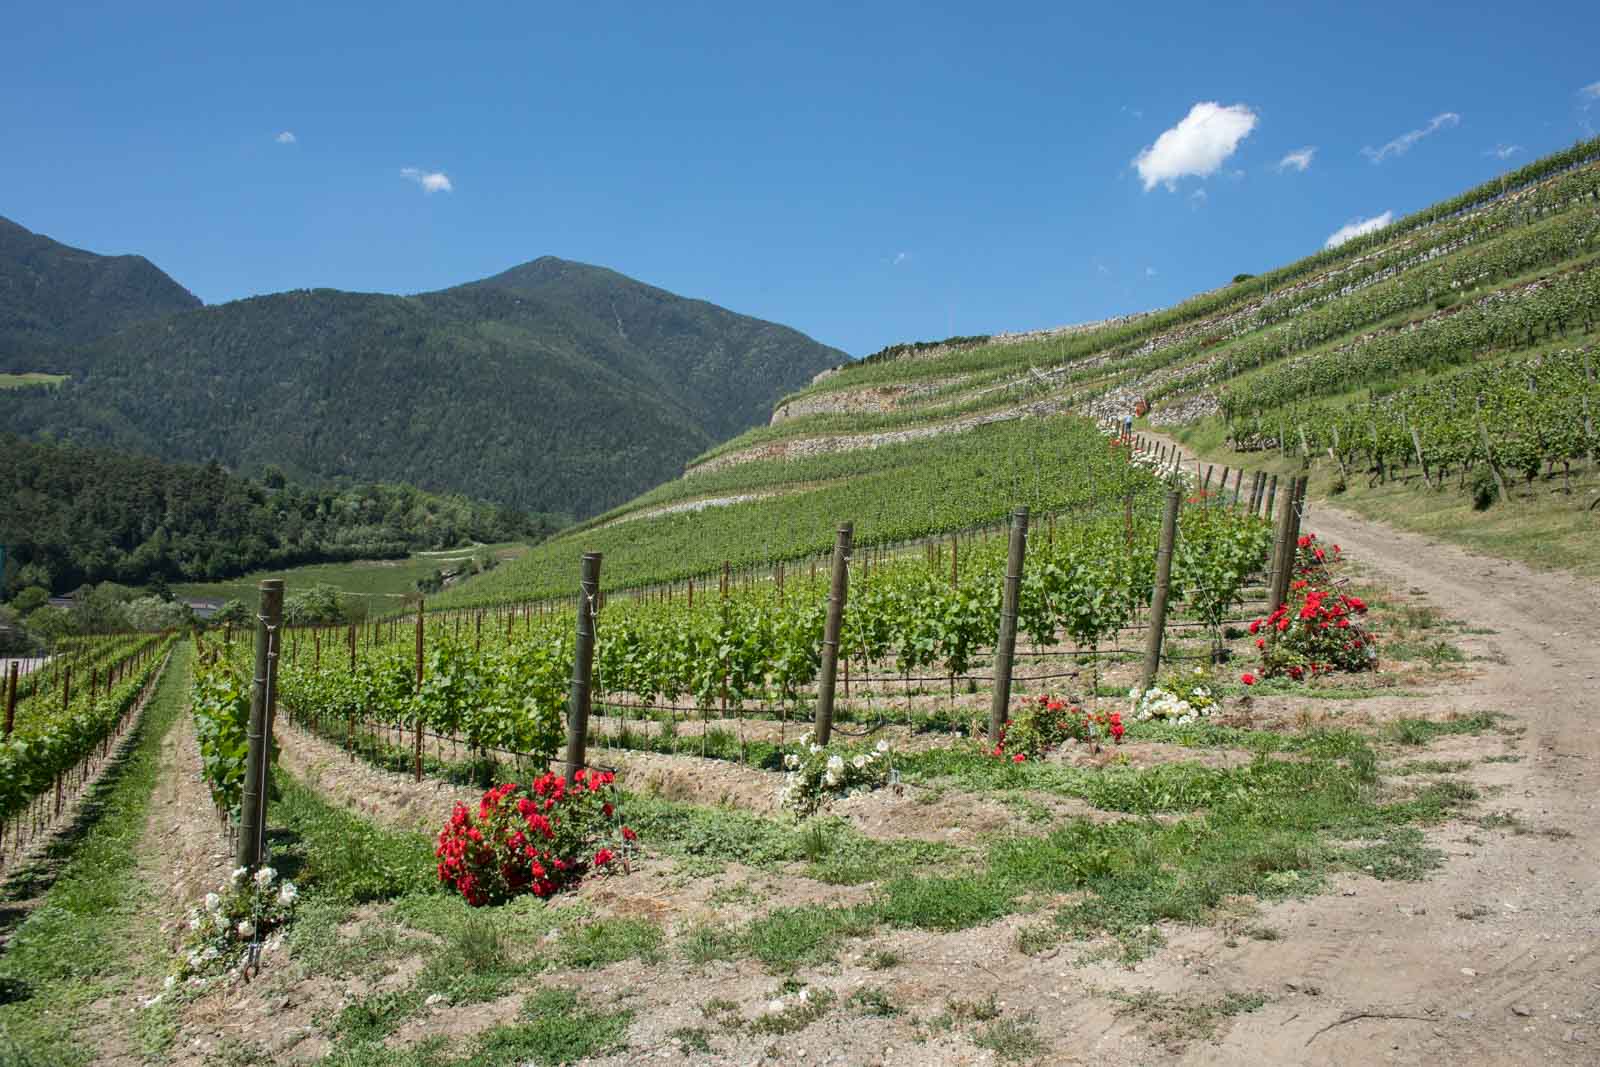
(779, 740, 892, 817)
(993, 694, 1123, 761)
(1244, 533, 1376, 681)
(174, 865, 299, 988)
(1129, 667, 1219, 725)
(435, 771, 637, 906)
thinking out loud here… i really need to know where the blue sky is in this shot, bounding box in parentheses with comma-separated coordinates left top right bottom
(5, 1, 1597, 356)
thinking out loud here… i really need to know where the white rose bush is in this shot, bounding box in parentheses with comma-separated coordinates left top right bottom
(779, 739, 892, 817)
(173, 864, 299, 986)
(1129, 666, 1221, 726)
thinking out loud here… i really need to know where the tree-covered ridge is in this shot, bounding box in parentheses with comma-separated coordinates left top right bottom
(1, 257, 844, 518)
(0, 214, 200, 369)
(0, 434, 556, 595)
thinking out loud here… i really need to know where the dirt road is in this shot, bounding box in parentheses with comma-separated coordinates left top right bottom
(1140, 433, 1600, 1065)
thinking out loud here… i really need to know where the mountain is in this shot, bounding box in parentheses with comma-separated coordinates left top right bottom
(0, 214, 201, 368)
(467, 257, 840, 440)
(0, 255, 845, 518)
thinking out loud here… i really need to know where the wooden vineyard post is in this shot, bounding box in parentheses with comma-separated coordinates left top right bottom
(1139, 489, 1182, 691)
(813, 523, 854, 746)
(61, 665, 70, 714)
(1231, 467, 1244, 508)
(1266, 481, 1294, 609)
(238, 579, 284, 870)
(348, 624, 356, 672)
(988, 507, 1029, 744)
(950, 532, 959, 587)
(564, 553, 603, 783)
(1474, 400, 1510, 503)
(1124, 491, 1134, 546)
(1264, 474, 1279, 521)
(4, 663, 16, 738)
(1410, 426, 1433, 488)
(1271, 476, 1308, 610)
(413, 601, 425, 781)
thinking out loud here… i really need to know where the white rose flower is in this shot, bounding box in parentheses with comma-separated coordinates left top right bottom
(254, 866, 276, 888)
(230, 866, 248, 886)
(204, 892, 221, 912)
(279, 882, 298, 906)
(164, 975, 177, 991)
(236, 921, 256, 939)
(875, 739, 890, 754)
(851, 754, 868, 770)
(188, 915, 202, 931)
(823, 770, 839, 788)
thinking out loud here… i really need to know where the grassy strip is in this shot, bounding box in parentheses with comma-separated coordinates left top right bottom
(0, 644, 191, 1067)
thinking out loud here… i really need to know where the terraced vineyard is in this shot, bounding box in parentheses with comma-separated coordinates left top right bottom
(424, 137, 1599, 611)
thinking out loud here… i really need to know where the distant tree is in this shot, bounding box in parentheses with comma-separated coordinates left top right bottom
(8, 586, 49, 615)
(125, 595, 193, 632)
(212, 599, 253, 628)
(283, 583, 346, 625)
(25, 605, 73, 643)
(1232, 273, 1256, 284)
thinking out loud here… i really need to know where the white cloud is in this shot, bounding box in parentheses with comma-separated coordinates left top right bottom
(1189, 189, 1208, 210)
(1134, 102, 1259, 191)
(401, 168, 453, 194)
(1277, 146, 1316, 172)
(275, 131, 297, 144)
(1361, 113, 1460, 163)
(892, 251, 909, 266)
(1581, 81, 1600, 101)
(1325, 210, 1394, 249)
(1145, 266, 1158, 277)
(1487, 144, 1522, 160)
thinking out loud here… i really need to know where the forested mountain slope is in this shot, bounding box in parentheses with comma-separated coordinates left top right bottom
(0, 214, 201, 368)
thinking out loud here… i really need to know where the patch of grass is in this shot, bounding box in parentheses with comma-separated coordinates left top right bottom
(557, 917, 664, 969)
(470, 987, 632, 1066)
(679, 920, 742, 965)
(848, 985, 899, 1017)
(668, 1025, 713, 1053)
(1385, 713, 1499, 746)
(0, 371, 67, 389)
(0, 645, 190, 1067)
(1385, 638, 1467, 667)
(741, 905, 874, 973)
(1110, 988, 1267, 1047)
(747, 987, 837, 1035)
(1391, 759, 1473, 775)
(331, 988, 425, 1044)
(269, 772, 440, 903)
(865, 948, 902, 970)
(973, 1014, 1047, 1063)
(874, 872, 1016, 932)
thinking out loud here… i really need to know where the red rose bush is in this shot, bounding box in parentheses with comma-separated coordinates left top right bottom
(435, 769, 637, 906)
(993, 694, 1124, 762)
(1243, 532, 1377, 683)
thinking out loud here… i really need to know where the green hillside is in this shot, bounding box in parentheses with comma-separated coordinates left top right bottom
(0, 214, 200, 368)
(0, 434, 552, 596)
(0, 258, 844, 519)
(430, 137, 1600, 606)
